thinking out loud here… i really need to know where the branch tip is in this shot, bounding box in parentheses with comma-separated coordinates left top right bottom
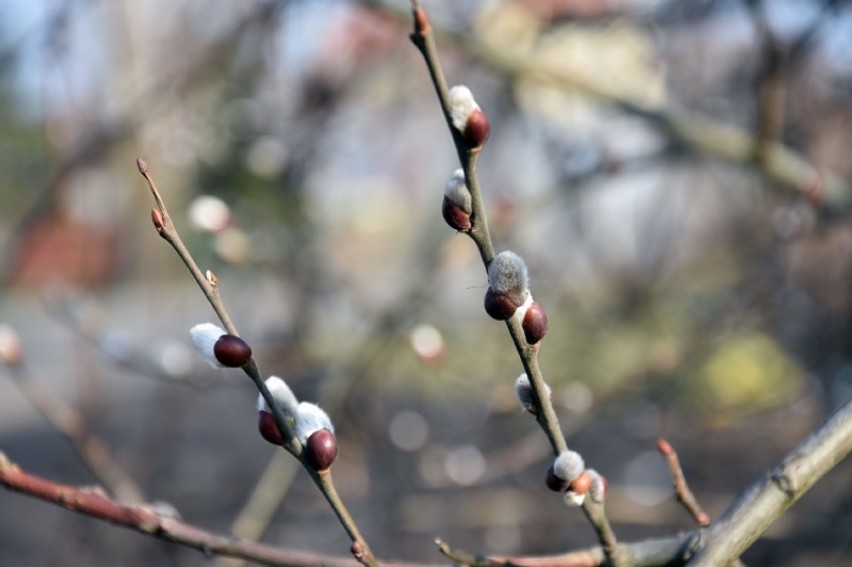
(136, 158, 149, 175)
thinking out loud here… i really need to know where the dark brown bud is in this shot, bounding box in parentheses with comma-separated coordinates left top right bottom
(484, 287, 519, 320)
(522, 302, 548, 344)
(213, 334, 252, 367)
(545, 464, 569, 492)
(306, 428, 339, 471)
(442, 196, 472, 231)
(258, 411, 284, 446)
(464, 108, 490, 151)
(569, 470, 593, 495)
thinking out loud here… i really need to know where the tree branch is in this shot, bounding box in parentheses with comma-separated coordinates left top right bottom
(0, 453, 439, 567)
(689, 396, 852, 566)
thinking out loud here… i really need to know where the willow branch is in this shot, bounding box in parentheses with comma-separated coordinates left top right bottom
(136, 159, 376, 566)
(369, 0, 850, 209)
(689, 396, 852, 566)
(409, 3, 621, 564)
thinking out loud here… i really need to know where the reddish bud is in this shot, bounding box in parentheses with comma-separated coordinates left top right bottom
(657, 438, 673, 456)
(464, 108, 490, 151)
(412, 5, 430, 35)
(213, 334, 252, 367)
(484, 287, 519, 320)
(305, 428, 339, 471)
(545, 464, 569, 492)
(151, 209, 165, 233)
(351, 540, 364, 559)
(258, 411, 284, 445)
(569, 470, 593, 495)
(522, 302, 549, 344)
(442, 196, 472, 231)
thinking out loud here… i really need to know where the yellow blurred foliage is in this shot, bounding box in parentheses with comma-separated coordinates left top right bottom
(696, 332, 803, 424)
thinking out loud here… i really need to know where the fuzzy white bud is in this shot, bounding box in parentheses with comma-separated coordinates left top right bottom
(553, 450, 585, 482)
(563, 490, 586, 507)
(444, 169, 472, 213)
(189, 323, 226, 368)
(515, 373, 552, 414)
(294, 402, 335, 444)
(488, 251, 529, 299)
(256, 376, 299, 418)
(449, 85, 480, 132)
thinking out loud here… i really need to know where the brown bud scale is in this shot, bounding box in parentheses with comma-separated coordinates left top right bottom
(442, 196, 472, 231)
(258, 411, 284, 446)
(413, 6, 430, 35)
(213, 334, 252, 367)
(151, 209, 165, 233)
(522, 302, 549, 344)
(484, 288, 519, 321)
(464, 108, 490, 151)
(306, 428, 339, 471)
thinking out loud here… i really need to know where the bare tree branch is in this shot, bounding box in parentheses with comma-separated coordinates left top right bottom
(0, 453, 441, 567)
(689, 397, 852, 566)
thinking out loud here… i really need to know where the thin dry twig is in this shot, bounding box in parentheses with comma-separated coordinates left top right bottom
(408, 3, 623, 565)
(657, 438, 711, 527)
(136, 159, 377, 567)
(1, 363, 143, 503)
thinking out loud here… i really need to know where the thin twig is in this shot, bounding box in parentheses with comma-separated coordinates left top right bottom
(136, 159, 377, 567)
(657, 438, 710, 527)
(2, 364, 143, 503)
(408, 3, 622, 565)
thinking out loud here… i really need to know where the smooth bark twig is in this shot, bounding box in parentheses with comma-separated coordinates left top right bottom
(657, 438, 710, 527)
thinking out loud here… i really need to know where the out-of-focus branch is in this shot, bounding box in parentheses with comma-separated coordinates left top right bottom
(689, 396, 852, 566)
(0, 454, 427, 567)
(750, 5, 787, 167)
(1, 360, 143, 503)
(366, 0, 850, 209)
